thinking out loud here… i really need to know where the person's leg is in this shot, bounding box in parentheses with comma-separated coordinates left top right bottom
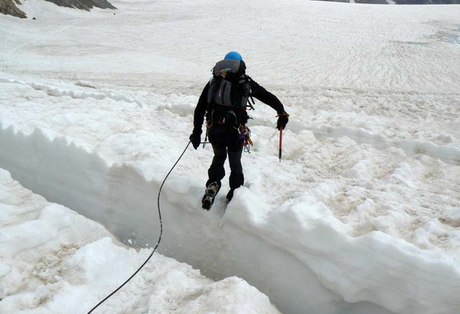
(206, 127, 227, 189)
(228, 147, 243, 189)
(202, 127, 227, 209)
(206, 145, 226, 189)
(227, 135, 244, 201)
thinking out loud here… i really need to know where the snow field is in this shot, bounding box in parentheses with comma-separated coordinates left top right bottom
(0, 168, 281, 314)
(1, 0, 460, 313)
(2, 0, 460, 93)
(1, 75, 460, 314)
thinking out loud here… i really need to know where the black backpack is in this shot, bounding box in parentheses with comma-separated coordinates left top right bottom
(206, 59, 252, 127)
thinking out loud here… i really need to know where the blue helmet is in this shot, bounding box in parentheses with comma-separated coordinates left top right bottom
(224, 51, 243, 61)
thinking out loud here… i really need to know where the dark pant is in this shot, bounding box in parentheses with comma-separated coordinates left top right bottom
(206, 125, 244, 190)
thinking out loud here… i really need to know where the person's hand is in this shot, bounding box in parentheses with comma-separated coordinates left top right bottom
(189, 132, 201, 149)
(277, 112, 289, 130)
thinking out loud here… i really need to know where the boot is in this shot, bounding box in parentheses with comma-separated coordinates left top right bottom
(202, 181, 220, 210)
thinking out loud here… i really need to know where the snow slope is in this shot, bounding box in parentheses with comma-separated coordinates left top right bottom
(1, 0, 460, 314)
(0, 167, 281, 314)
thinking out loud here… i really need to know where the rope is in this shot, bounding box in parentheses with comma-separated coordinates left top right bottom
(87, 141, 192, 313)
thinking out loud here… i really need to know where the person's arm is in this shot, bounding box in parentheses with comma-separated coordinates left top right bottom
(249, 78, 289, 129)
(192, 83, 209, 134)
(190, 83, 209, 149)
(250, 79, 285, 114)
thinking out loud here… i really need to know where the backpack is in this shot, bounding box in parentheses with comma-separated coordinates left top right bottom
(206, 59, 253, 127)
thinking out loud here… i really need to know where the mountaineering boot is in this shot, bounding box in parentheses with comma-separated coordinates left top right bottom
(202, 181, 220, 210)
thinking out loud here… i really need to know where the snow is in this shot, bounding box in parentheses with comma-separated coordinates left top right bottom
(1, 0, 460, 314)
(0, 168, 281, 314)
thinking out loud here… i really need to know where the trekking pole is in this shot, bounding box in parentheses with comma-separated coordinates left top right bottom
(279, 126, 283, 162)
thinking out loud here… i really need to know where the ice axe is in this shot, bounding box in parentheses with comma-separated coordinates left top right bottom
(279, 126, 283, 162)
(277, 112, 289, 162)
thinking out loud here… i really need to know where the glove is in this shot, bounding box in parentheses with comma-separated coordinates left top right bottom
(276, 112, 289, 130)
(189, 131, 201, 149)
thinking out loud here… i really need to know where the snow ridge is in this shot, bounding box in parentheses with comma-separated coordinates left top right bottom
(0, 77, 145, 108)
(5, 75, 460, 166)
(305, 125, 460, 166)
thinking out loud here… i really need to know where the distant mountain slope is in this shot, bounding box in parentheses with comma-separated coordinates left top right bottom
(44, 0, 116, 10)
(0, 0, 115, 19)
(0, 0, 27, 18)
(320, 0, 460, 3)
(395, 0, 460, 3)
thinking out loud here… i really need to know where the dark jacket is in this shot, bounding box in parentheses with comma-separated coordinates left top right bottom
(192, 77, 285, 135)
